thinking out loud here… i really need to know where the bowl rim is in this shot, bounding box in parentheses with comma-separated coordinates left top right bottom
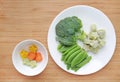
(12, 39, 48, 76)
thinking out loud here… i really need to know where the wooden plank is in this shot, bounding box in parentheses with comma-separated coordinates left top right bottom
(0, 0, 120, 82)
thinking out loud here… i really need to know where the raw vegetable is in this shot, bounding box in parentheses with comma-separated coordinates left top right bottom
(23, 58, 37, 68)
(20, 44, 43, 68)
(74, 56, 92, 71)
(77, 56, 92, 68)
(79, 24, 106, 53)
(77, 30, 87, 41)
(27, 52, 36, 60)
(29, 44, 38, 53)
(62, 45, 77, 56)
(64, 46, 80, 62)
(20, 49, 29, 59)
(66, 49, 81, 64)
(71, 51, 87, 67)
(29, 60, 37, 68)
(58, 44, 92, 72)
(91, 24, 97, 32)
(23, 58, 30, 66)
(35, 52, 43, 62)
(56, 36, 77, 46)
(56, 16, 82, 46)
(55, 16, 93, 72)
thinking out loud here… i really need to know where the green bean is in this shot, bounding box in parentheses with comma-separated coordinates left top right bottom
(64, 46, 80, 62)
(66, 48, 82, 64)
(71, 50, 87, 67)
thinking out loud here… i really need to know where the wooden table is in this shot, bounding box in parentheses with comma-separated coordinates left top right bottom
(0, 0, 120, 82)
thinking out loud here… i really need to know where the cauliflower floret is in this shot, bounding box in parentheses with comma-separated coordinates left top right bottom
(89, 40, 99, 48)
(97, 29, 105, 39)
(83, 24, 106, 54)
(89, 32, 99, 40)
(90, 24, 97, 32)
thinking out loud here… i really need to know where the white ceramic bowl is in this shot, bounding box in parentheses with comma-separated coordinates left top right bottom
(12, 39, 48, 76)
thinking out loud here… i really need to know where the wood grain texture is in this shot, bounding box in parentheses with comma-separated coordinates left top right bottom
(0, 0, 120, 82)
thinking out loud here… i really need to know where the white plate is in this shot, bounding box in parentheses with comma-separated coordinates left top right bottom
(48, 5, 116, 75)
(12, 39, 48, 76)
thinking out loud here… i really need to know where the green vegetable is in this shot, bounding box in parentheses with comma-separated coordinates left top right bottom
(75, 56, 92, 71)
(77, 30, 87, 41)
(61, 54, 66, 61)
(71, 67, 78, 71)
(66, 49, 82, 64)
(58, 44, 72, 53)
(67, 64, 71, 70)
(60, 44, 92, 71)
(97, 29, 105, 39)
(57, 44, 62, 50)
(64, 46, 80, 62)
(71, 16, 82, 31)
(71, 50, 87, 67)
(55, 17, 95, 71)
(63, 45, 77, 56)
(56, 36, 76, 46)
(61, 45, 77, 61)
(56, 16, 82, 46)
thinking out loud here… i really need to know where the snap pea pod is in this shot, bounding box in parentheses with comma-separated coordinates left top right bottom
(58, 46, 71, 53)
(70, 51, 84, 67)
(66, 48, 82, 64)
(61, 55, 65, 61)
(77, 56, 92, 67)
(61, 45, 77, 61)
(63, 45, 77, 56)
(71, 50, 87, 67)
(64, 46, 80, 62)
(74, 56, 92, 71)
(71, 66, 78, 71)
(71, 67, 79, 72)
(67, 64, 71, 70)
